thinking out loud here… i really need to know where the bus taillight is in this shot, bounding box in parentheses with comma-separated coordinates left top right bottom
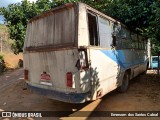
(24, 69, 29, 81)
(66, 72, 73, 87)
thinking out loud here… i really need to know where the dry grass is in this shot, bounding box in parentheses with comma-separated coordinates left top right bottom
(3, 53, 23, 69)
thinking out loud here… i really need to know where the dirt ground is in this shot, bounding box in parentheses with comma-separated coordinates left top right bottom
(0, 69, 160, 120)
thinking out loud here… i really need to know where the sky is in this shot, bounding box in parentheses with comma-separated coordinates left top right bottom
(0, 0, 37, 24)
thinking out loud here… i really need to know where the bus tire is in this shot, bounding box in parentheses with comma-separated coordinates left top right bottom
(118, 72, 129, 93)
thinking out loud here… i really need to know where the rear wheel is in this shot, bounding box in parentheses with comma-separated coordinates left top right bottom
(118, 72, 129, 92)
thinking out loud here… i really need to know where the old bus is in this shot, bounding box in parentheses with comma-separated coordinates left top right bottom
(23, 2, 149, 103)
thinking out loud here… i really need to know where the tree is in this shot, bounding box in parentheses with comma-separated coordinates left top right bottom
(0, 0, 53, 54)
(106, 0, 160, 55)
(0, 0, 160, 54)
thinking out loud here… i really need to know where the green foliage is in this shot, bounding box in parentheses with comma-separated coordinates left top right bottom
(0, 54, 4, 61)
(0, 0, 53, 54)
(97, 0, 160, 55)
(0, 54, 5, 69)
(0, 0, 160, 54)
(0, 54, 5, 72)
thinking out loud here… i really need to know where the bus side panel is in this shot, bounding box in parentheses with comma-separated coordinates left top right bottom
(79, 70, 91, 93)
(89, 49, 123, 100)
(137, 50, 148, 73)
(89, 49, 148, 100)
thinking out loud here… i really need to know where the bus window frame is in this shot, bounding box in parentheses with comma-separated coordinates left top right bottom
(87, 10, 100, 47)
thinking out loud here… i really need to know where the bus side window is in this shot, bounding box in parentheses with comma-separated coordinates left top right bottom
(112, 35, 117, 46)
(88, 13, 99, 46)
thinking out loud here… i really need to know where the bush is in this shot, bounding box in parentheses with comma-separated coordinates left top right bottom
(0, 54, 4, 61)
(0, 54, 5, 73)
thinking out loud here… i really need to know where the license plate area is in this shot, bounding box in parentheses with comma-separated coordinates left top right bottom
(40, 72, 52, 86)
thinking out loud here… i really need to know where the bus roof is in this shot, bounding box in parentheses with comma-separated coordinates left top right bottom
(28, 2, 144, 38)
(29, 2, 121, 25)
(29, 3, 74, 23)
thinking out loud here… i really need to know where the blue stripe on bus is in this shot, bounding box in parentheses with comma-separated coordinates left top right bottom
(100, 50, 126, 68)
(100, 50, 146, 69)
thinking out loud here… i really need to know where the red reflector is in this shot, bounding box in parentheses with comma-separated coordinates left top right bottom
(66, 72, 72, 87)
(24, 70, 29, 80)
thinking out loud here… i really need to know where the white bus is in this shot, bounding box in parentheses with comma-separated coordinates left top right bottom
(23, 2, 149, 103)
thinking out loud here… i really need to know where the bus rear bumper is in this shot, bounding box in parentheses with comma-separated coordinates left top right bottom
(27, 84, 90, 103)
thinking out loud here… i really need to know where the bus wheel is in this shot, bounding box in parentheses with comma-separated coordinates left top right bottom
(118, 72, 129, 92)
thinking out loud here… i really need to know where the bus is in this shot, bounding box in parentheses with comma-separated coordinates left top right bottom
(23, 2, 149, 103)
